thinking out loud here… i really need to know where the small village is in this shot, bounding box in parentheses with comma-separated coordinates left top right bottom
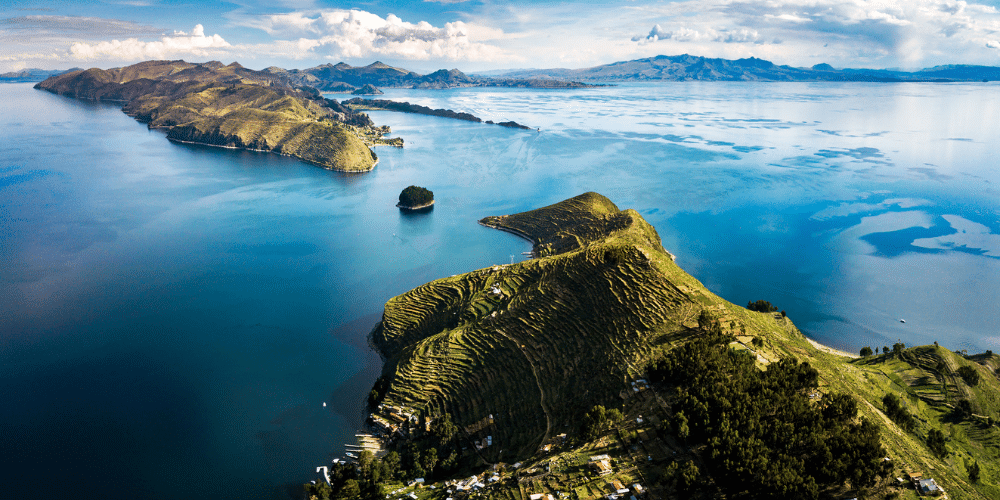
(312, 372, 951, 500)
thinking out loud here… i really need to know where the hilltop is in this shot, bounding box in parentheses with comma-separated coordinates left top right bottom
(35, 60, 387, 172)
(309, 193, 1000, 500)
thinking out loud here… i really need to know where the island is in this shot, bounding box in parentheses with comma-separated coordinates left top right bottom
(35, 60, 394, 172)
(307, 192, 1000, 500)
(396, 185, 434, 210)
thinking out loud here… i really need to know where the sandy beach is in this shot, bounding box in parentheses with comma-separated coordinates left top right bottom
(807, 338, 860, 359)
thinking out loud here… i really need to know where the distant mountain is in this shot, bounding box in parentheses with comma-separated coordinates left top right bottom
(490, 54, 1000, 82)
(1, 68, 81, 83)
(267, 61, 599, 90)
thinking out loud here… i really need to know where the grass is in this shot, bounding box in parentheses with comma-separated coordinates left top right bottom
(373, 193, 796, 463)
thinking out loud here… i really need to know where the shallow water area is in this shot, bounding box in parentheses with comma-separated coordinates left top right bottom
(3, 80, 1000, 498)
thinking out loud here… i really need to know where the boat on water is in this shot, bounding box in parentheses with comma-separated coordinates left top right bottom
(900, 319, 906, 323)
(345, 452, 357, 458)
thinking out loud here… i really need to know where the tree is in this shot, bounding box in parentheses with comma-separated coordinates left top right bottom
(339, 479, 360, 499)
(675, 411, 690, 444)
(957, 365, 980, 386)
(893, 342, 905, 355)
(747, 300, 778, 312)
(421, 448, 438, 477)
(953, 399, 974, 420)
(883, 346, 890, 355)
(969, 460, 981, 483)
(860, 346, 873, 357)
(435, 413, 458, 444)
(927, 428, 948, 458)
(382, 451, 400, 481)
(882, 393, 916, 433)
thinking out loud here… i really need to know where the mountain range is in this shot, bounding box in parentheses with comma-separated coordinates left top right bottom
(487, 54, 1000, 82)
(264, 61, 597, 90)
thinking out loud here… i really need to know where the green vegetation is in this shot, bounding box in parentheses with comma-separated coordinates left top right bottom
(882, 393, 917, 432)
(397, 186, 434, 209)
(36, 60, 383, 172)
(581, 405, 623, 441)
(343, 193, 1000, 500)
(746, 299, 778, 312)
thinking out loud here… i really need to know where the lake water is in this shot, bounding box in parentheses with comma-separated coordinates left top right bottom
(2, 81, 999, 498)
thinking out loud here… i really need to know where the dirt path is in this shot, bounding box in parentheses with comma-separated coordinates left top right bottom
(496, 328, 553, 448)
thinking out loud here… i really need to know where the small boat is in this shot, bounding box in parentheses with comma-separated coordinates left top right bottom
(323, 402, 327, 407)
(899, 319, 906, 323)
(345, 452, 357, 458)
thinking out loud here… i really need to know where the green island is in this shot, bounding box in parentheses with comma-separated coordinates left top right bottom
(35, 60, 397, 172)
(308, 193, 1000, 500)
(398, 186, 435, 210)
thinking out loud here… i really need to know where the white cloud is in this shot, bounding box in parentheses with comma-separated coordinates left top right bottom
(624, 0, 1000, 68)
(634, 24, 760, 44)
(236, 9, 509, 62)
(67, 24, 230, 61)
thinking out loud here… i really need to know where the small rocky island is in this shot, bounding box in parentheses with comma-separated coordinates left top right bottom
(397, 185, 434, 210)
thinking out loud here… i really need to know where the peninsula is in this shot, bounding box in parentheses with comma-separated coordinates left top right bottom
(311, 193, 1000, 500)
(345, 98, 532, 129)
(35, 60, 391, 172)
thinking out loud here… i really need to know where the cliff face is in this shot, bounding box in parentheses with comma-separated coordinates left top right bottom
(35, 60, 379, 172)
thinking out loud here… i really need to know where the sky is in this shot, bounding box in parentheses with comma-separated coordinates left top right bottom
(4, 0, 1000, 73)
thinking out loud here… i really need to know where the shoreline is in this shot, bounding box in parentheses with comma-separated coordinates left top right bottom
(166, 137, 377, 173)
(396, 200, 435, 210)
(806, 337, 859, 359)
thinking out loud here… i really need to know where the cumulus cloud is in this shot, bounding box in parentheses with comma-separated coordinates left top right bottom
(634, 24, 760, 44)
(628, 0, 1000, 67)
(236, 9, 508, 62)
(67, 24, 230, 61)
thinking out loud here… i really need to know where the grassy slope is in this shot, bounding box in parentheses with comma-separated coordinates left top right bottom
(372, 193, 794, 462)
(372, 192, 1000, 499)
(135, 85, 376, 172)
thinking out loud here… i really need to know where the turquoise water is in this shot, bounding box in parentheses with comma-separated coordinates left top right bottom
(2, 81, 999, 498)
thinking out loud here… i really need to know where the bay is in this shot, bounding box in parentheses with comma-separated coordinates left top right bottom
(1, 80, 998, 498)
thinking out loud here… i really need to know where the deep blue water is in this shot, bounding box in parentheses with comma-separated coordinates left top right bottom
(3, 81, 999, 498)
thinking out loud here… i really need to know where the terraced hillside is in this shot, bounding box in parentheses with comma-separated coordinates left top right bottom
(370, 193, 796, 462)
(35, 60, 382, 172)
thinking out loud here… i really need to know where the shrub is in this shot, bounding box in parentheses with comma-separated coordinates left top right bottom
(746, 300, 778, 313)
(957, 365, 980, 386)
(927, 428, 947, 458)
